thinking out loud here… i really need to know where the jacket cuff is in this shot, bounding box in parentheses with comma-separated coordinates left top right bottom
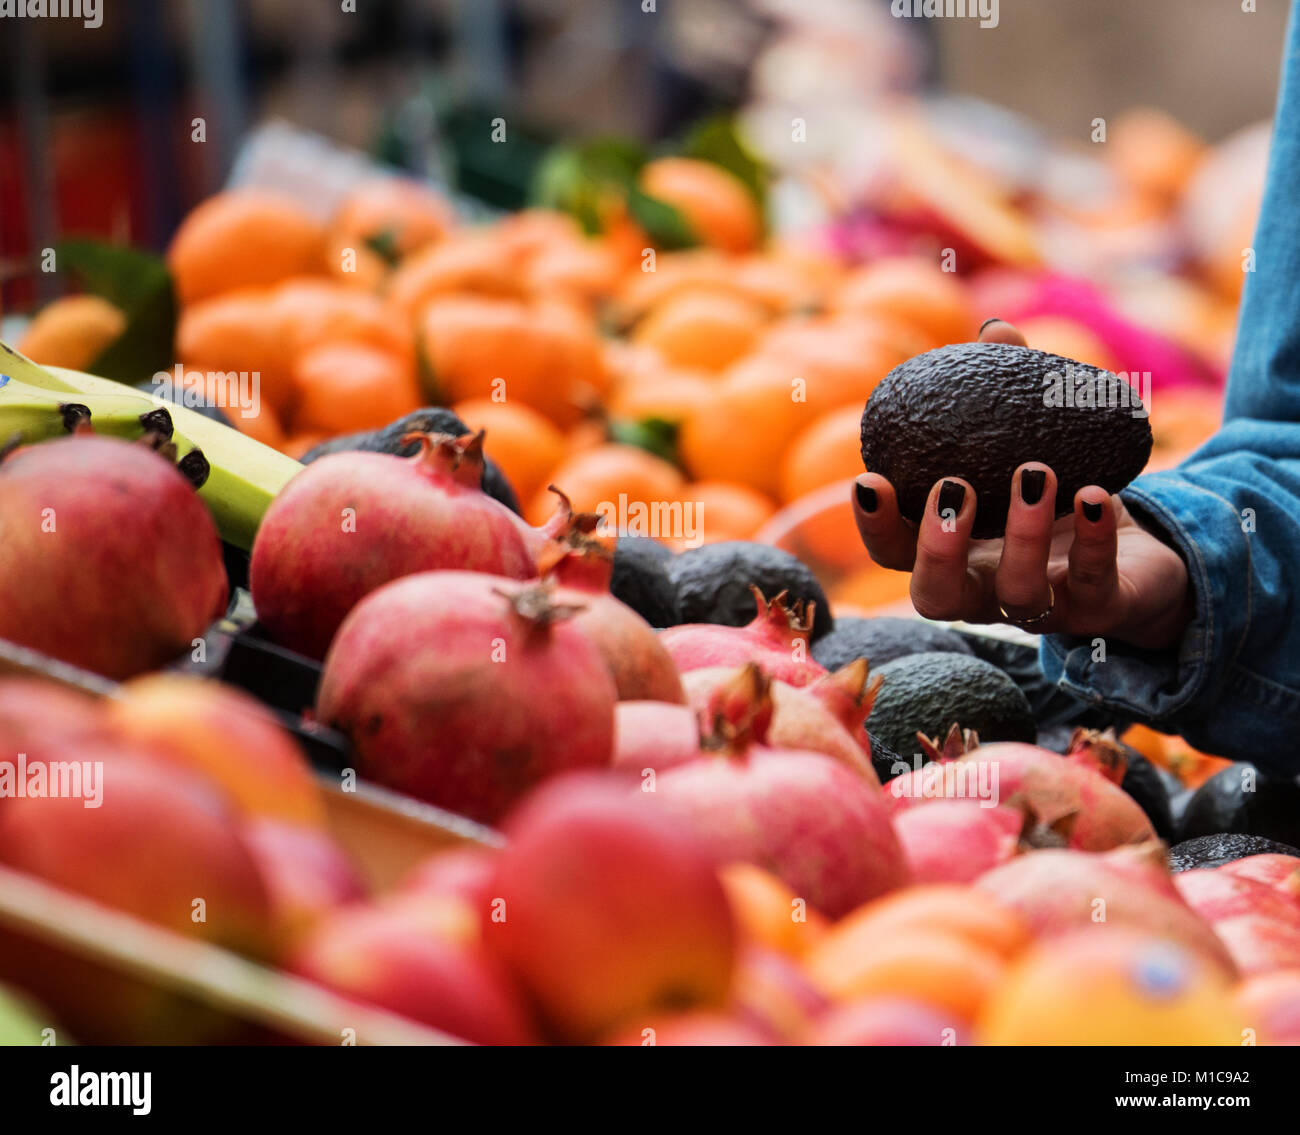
(1039, 471, 1251, 728)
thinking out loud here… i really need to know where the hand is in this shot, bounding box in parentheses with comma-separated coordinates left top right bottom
(851, 319, 1192, 649)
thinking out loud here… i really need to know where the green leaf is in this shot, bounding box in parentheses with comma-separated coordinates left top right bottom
(681, 115, 768, 223)
(609, 416, 681, 467)
(626, 188, 697, 251)
(56, 239, 178, 384)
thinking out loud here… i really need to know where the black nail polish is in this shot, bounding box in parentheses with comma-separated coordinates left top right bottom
(1020, 469, 1046, 505)
(978, 316, 1003, 334)
(937, 480, 965, 517)
(855, 482, 878, 513)
(1082, 499, 1104, 522)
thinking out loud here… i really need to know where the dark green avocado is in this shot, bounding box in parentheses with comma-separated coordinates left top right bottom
(867, 652, 1035, 760)
(300, 407, 520, 515)
(860, 342, 1152, 539)
(1178, 763, 1300, 847)
(1168, 833, 1300, 872)
(612, 537, 680, 627)
(667, 541, 832, 639)
(811, 615, 973, 671)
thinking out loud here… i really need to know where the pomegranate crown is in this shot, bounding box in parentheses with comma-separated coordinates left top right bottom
(534, 486, 616, 590)
(698, 662, 774, 752)
(401, 429, 486, 488)
(809, 658, 883, 731)
(916, 723, 982, 764)
(748, 585, 815, 637)
(492, 581, 586, 636)
(1064, 726, 1128, 785)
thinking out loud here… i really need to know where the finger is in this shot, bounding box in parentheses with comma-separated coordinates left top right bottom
(852, 473, 917, 571)
(995, 463, 1057, 618)
(1065, 488, 1121, 629)
(910, 477, 979, 621)
(978, 318, 1028, 347)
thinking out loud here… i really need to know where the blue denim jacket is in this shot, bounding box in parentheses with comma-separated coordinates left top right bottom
(1039, 4, 1300, 773)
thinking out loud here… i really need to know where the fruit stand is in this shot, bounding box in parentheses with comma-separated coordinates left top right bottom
(0, 1, 1297, 1065)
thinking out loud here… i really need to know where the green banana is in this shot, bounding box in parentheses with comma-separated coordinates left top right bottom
(0, 342, 301, 550)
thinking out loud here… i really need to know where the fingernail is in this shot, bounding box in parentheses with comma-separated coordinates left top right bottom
(978, 317, 1003, 334)
(937, 480, 965, 517)
(1020, 469, 1046, 505)
(1082, 499, 1104, 522)
(855, 482, 878, 513)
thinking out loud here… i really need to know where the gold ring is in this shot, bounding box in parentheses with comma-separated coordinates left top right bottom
(999, 582, 1054, 629)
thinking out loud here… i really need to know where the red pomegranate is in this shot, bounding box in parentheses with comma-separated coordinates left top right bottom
(1173, 868, 1300, 925)
(659, 586, 827, 687)
(887, 728, 1154, 852)
(250, 432, 533, 659)
(1211, 914, 1300, 976)
(650, 665, 909, 919)
(537, 493, 684, 703)
(0, 434, 227, 678)
(316, 571, 617, 824)
(682, 659, 880, 783)
(976, 845, 1236, 975)
(1221, 855, 1300, 902)
(893, 800, 1022, 885)
(612, 701, 702, 775)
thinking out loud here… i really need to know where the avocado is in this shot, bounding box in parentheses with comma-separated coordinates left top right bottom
(811, 616, 973, 671)
(866, 729, 911, 784)
(612, 537, 680, 627)
(300, 407, 521, 515)
(1179, 762, 1300, 847)
(1168, 833, 1300, 873)
(867, 652, 1035, 759)
(668, 541, 832, 639)
(860, 343, 1152, 539)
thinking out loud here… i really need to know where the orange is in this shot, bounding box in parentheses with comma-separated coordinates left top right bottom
(1016, 315, 1118, 372)
(331, 177, 454, 262)
(639, 157, 762, 254)
(1146, 387, 1222, 472)
(806, 928, 1007, 1022)
(1110, 108, 1205, 204)
(17, 294, 125, 370)
(289, 341, 420, 435)
(419, 295, 606, 426)
(631, 289, 767, 372)
(175, 289, 294, 412)
(272, 278, 413, 366)
(451, 397, 567, 503)
(386, 233, 525, 317)
(679, 481, 775, 545)
(828, 885, 1030, 959)
(978, 928, 1243, 1045)
(529, 443, 685, 528)
(829, 562, 913, 612)
(280, 433, 328, 461)
(609, 367, 715, 424)
(719, 863, 827, 958)
(198, 370, 286, 449)
(757, 315, 918, 405)
(779, 405, 867, 505)
(167, 189, 327, 306)
(613, 250, 737, 324)
(833, 257, 976, 350)
(492, 208, 586, 260)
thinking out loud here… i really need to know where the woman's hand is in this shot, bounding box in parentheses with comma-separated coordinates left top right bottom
(851, 319, 1192, 649)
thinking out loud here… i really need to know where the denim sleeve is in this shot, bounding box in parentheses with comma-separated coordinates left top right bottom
(1039, 1, 1300, 773)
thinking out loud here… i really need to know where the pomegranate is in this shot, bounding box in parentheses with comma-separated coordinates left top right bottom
(537, 493, 684, 703)
(251, 432, 533, 659)
(894, 800, 1022, 884)
(1211, 915, 1300, 975)
(659, 586, 827, 687)
(317, 571, 616, 824)
(976, 846, 1236, 975)
(650, 664, 909, 919)
(806, 998, 962, 1046)
(887, 728, 1154, 851)
(1221, 854, 1300, 902)
(0, 434, 227, 679)
(612, 701, 701, 775)
(1173, 869, 1300, 925)
(397, 847, 499, 910)
(682, 659, 880, 783)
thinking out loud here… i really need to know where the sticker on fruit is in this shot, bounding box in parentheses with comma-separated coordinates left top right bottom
(0, 0, 1298, 1085)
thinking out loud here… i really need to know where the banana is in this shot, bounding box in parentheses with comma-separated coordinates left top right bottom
(0, 343, 301, 550)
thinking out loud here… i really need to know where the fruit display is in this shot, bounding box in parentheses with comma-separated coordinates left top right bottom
(2, 6, 1291, 1055)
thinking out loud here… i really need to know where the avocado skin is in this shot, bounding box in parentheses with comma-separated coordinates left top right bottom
(1168, 833, 1300, 873)
(860, 343, 1153, 539)
(300, 407, 521, 515)
(868, 652, 1035, 761)
(612, 537, 681, 627)
(1178, 763, 1300, 848)
(667, 541, 833, 640)
(811, 616, 973, 671)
